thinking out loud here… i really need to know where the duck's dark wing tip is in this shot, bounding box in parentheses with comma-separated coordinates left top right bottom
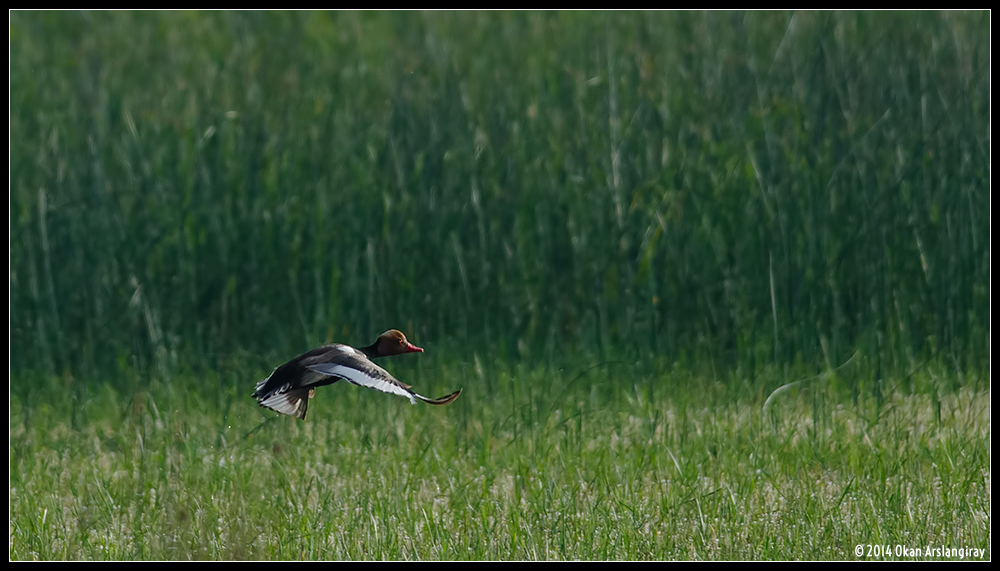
(418, 388, 463, 406)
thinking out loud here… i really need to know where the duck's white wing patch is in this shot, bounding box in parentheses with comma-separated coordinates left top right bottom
(334, 345, 363, 356)
(305, 363, 418, 404)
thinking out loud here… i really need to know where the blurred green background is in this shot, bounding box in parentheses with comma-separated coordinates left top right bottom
(10, 10, 990, 383)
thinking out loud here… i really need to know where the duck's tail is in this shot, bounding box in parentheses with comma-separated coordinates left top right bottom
(255, 386, 313, 420)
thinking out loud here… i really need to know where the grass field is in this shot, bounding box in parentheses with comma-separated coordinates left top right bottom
(10, 359, 990, 560)
(9, 10, 990, 560)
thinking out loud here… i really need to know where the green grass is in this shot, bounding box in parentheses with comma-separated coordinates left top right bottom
(10, 361, 990, 560)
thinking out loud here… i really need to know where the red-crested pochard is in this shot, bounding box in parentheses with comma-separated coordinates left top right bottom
(252, 329, 462, 420)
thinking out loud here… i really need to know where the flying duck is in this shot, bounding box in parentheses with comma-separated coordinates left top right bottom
(251, 329, 462, 420)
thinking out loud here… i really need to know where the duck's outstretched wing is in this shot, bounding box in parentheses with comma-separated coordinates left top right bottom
(304, 359, 415, 402)
(304, 356, 462, 406)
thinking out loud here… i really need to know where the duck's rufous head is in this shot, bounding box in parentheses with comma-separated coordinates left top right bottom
(376, 329, 424, 357)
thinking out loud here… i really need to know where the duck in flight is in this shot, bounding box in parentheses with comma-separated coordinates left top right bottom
(252, 329, 462, 420)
